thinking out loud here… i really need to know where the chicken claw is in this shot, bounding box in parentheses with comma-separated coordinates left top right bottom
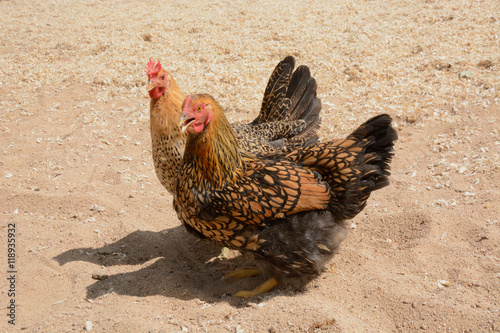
(224, 267, 261, 283)
(233, 278, 278, 298)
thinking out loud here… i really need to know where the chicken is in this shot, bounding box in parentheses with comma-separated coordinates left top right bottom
(146, 56, 321, 195)
(174, 94, 397, 298)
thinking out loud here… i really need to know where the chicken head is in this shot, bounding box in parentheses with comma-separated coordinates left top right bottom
(146, 60, 171, 99)
(180, 94, 214, 134)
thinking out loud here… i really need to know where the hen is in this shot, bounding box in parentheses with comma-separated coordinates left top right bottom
(174, 94, 397, 298)
(147, 56, 321, 195)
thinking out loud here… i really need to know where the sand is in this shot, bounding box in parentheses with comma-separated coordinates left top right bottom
(0, 0, 499, 332)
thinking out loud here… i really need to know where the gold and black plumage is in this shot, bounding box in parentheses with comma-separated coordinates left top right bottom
(147, 56, 322, 195)
(175, 94, 397, 297)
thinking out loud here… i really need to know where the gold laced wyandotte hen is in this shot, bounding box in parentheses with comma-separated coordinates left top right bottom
(174, 94, 397, 298)
(146, 56, 321, 195)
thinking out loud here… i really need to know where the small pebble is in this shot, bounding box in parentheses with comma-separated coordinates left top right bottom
(90, 204, 105, 212)
(85, 321, 93, 331)
(438, 280, 452, 287)
(458, 70, 474, 79)
(477, 60, 493, 68)
(247, 302, 259, 309)
(91, 273, 109, 281)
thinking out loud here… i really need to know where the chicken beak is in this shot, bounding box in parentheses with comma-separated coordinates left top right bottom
(180, 113, 195, 134)
(147, 81, 158, 92)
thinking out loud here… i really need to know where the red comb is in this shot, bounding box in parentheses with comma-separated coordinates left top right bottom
(183, 95, 192, 113)
(145, 59, 162, 76)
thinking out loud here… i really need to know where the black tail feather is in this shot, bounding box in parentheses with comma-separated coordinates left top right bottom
(286, 75, 322, 148)
(254, 56, 295, 124)
(252, 56, 322, 150)
(341, 114, 397, 219)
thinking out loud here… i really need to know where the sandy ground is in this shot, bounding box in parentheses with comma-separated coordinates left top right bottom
(1, 0, 499, 332)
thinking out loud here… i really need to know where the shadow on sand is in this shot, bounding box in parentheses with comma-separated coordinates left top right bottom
(54, 226, 277, 305)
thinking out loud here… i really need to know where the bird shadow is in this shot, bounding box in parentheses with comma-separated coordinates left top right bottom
(53, 226, 277, 305)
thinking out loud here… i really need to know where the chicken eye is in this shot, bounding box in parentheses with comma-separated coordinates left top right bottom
(161, 75, 165, 80)
(196, 105, 203, 112)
